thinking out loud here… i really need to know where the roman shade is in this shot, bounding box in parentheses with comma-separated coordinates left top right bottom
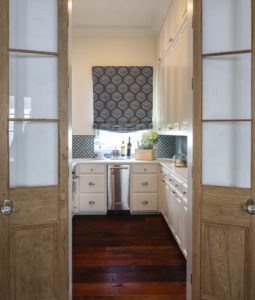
(92, 66, 153, 132)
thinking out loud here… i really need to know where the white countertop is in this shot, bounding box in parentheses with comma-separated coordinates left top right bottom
(72, 158, 188, 182)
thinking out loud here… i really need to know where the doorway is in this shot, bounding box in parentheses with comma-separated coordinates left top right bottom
(70, 0, 193, 299)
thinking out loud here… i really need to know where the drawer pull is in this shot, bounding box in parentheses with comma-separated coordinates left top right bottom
(89, 182, 95, 186)
(142, 200, 149, 205)
(89, 200, 96, 205)
(142, 181, 149, 186)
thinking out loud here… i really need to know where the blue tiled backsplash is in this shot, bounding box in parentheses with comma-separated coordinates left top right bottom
(72, 135, 185, 159)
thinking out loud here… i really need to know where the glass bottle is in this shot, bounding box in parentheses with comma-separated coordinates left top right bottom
(127, 137, 132, 158)
(121, 141, 125, 157)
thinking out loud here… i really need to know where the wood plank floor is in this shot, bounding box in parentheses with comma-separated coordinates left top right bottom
(72, 214, 186, 300)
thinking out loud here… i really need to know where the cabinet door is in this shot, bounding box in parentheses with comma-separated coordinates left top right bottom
(173, 192, 182, 246)
(171, 37, 181, 129)
(182, 204, 188, 258)
(132, 174, 157, 193)
(166, 7, 174, 45)
(172, 0, 188, 37)
(166, 185, 174, 232)
(79, 175, 105, 193)
(79, 193, 106, 212)
(179, 23, 190, 130)
(157, 60, 168, 129)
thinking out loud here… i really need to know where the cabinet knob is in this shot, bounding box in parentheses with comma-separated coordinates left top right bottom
(142, 181, 149, 186)
(169, 37, 173, 42)
(183, 191, 187, 195)
(172, 191, 176, 195)
(89, 200, 96, 205)
(89, 182, 95, 186)
(142, 200, 149, 205)
(144, 168, 147, 172)
(90, 168, 94, 172)
(175, 184, 179, 188)
(162, 179, 165, 183)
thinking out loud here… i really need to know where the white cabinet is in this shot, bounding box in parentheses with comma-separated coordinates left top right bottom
(76, 163, 107, 214)
(172, 0, 188, 38)
(159, 165, 188, 258)
(158, 167, 167, 217)
(156, 0, 191, 132)
(131, 164, 158, 213)
(157, 0, 188, 60)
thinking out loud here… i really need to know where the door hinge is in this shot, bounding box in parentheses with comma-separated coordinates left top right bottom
(190, 273, 192, 284)
(191, 77, 194, 90)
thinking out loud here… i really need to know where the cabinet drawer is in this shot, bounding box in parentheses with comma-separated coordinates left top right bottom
(132, 164, 158, 174)
(132, 174, 157, 192)
(132, 193, 158, 211)
(79, 175, 105, 192)
(79, 164, 105, 174)
(80, 193, 106, 212)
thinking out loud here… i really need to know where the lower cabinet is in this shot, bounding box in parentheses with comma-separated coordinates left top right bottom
(131, 164, 158, 213)
(160, 166, 188, 258)
(132, 193, 158, 211)
(79, 193, 106, 212)
(75, 163, 107, 215)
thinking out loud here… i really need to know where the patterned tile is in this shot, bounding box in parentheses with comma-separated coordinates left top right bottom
(72, 134, 184, 159)
(72, 135, 95, 158)
(156, 135, 176, 159)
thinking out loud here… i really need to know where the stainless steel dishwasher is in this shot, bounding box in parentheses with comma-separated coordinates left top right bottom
(107, 164, 130, 212)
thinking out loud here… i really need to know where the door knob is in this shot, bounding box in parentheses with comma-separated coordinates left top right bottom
(244, 199, 255, 215)
(1, 199, 13, 215)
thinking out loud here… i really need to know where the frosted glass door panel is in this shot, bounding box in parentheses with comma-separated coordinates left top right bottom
(9, 53, 58, 119)
(203, 0, 251, 53)
(202, 122, 251, 188)
(9, 0, 57, 52)
(203, 54, 251, 119)
(9, 122, 58, 187)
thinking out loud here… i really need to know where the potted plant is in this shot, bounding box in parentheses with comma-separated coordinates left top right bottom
(135, 132, 159, 160)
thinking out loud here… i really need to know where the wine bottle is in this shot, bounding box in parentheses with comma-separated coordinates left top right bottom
(121, 141, 125, 157)
(127, 137, 132, 158)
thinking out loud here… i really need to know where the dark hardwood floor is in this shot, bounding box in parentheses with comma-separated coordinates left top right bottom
(72, 214, 186, 300)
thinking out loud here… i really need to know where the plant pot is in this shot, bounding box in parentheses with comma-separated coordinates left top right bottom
(134, 148, 156, 161)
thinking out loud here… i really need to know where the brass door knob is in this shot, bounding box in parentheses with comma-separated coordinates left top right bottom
(244, 199, 255, 215)
(1, 199, 13, 215)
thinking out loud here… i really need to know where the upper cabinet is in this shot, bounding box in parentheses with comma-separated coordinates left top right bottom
(156, 0, 192, 132)
(157, 0, 188, 60)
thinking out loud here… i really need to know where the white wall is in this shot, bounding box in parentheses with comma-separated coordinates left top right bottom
(72, 35, 156, 135)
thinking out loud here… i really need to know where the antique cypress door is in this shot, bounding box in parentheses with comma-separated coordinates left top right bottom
(193, 0, 255, 300)
(0, 0, 69, 299)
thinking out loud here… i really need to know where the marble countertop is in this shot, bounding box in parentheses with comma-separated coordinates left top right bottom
(72, 158, 188, 182)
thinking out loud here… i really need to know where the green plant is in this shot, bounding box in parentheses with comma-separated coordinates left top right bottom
(139, 132, 159, 149)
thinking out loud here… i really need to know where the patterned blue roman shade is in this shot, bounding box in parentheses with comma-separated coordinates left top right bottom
(92, 66, 153, 132)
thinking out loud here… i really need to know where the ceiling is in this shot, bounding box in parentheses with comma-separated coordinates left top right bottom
(72, 0, 172, 37)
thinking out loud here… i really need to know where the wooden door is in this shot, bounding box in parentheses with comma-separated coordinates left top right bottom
(193, 0, 255, 299)
(0, 0, 69, 299)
